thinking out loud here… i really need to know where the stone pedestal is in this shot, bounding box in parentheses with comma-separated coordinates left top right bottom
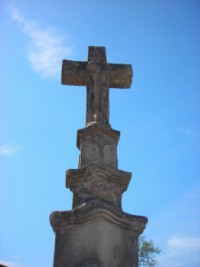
(50, 200, 147, 267)
(50, 123, 148, 267)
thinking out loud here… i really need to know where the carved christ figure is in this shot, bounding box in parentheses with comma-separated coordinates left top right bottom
(86, 53, 109, 124)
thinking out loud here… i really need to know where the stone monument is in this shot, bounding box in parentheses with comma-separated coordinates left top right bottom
(50, 46, 148, 267)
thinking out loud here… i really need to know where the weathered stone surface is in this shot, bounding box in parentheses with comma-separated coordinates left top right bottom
(50, 46, 148, 267)
(77, 123, 120, 169)
(62, 61, 132, 88)
(66, 164, 131, 208)
(62, 46, 132, 125)
(50, 200, 147, 267)
(50, 200, 147, 232)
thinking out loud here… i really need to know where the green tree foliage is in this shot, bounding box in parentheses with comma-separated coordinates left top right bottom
(138, 236, 161, 266)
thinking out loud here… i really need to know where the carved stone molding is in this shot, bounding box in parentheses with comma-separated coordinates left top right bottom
(50, 199, 147, 234)
(66, 164, 131, 208)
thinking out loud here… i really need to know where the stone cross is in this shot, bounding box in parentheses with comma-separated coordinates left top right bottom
(62, 46, 132, 125)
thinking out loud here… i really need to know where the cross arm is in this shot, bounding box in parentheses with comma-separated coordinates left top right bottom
(108, 64, 132, 88)
(62, 60, 133, 89)
(62, 60, 87, 86)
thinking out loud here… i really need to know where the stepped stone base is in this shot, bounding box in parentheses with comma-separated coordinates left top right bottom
(50, 200, 147, 267)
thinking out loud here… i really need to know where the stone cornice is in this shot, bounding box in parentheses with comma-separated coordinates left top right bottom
(50, 200, 148, 234)
(66, 164, 131, 188)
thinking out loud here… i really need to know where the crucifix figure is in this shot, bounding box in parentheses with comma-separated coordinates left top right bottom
(62, 46, 132, 126)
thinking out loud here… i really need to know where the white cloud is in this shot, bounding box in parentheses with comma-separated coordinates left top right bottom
(157, 236, 200, 267)
(168, 237, 200, 252)
(147, 187, 200, 266)
(0, 144, 20, 157)
(11, 8, 24, 24)
(151, 186, 200, 236)
(10, 7, 72, 78)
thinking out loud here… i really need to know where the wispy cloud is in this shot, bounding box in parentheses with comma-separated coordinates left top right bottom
(0, 144, 20, 157)
(158, 236, 200, 267)
(168, 237, 200, 251)
(10, 7, 72, 78)
(151, 186, 200, 235)
(149, 187, 200, 267)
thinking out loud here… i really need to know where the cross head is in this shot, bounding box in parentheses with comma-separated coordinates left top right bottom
(61, 46, 132, 126)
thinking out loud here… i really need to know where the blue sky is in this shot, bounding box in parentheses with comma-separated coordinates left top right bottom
(0, 0, 200, 266)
